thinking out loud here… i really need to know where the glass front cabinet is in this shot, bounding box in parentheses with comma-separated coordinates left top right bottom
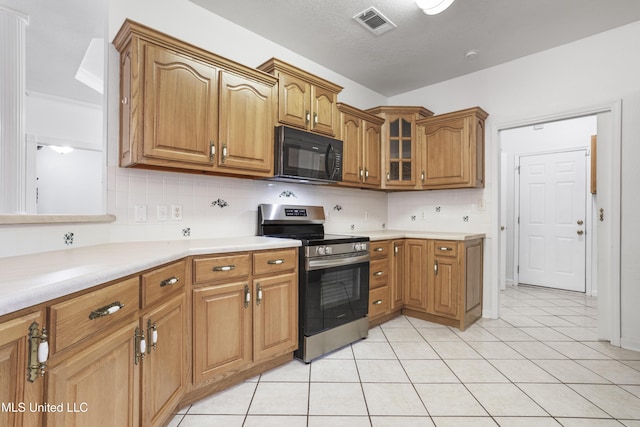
(366, 106, 433, 189)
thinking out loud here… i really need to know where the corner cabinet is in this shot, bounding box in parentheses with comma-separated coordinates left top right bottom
(417, 107, 488, 189)
(257, 58, 343, 137)
(113, 19, 277, 178)
(337, 103, 384, 188)
(365, 106, 433, 189)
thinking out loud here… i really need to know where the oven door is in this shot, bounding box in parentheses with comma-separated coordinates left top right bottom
(302, 253, 369, 336)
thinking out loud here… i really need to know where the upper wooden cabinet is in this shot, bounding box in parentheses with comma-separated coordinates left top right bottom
(417, 107, 488, 189)
(113, 19, 277, 178)
(337, 103, 384, 188)
(257, 58, 343, 137)
(366, 106, 433, 189)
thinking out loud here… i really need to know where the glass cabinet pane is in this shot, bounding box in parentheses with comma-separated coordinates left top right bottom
(389, 162, 399, 180)
(402, 140, 411, 159)
(401, 119, 411, 138)
(390, 119, 399, 138)
(390, 140, 399, 159)
(402, 163, 412, 180)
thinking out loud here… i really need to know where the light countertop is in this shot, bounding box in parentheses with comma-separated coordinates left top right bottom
(0, 236, 300, 317)
(0, 230, 484, 317)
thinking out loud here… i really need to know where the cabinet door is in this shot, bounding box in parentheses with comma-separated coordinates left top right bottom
(253, 273, 297, 362)
(311, 85, 338, 136)
(339, 113, 363, 185)
(277, 73, 311, 130)
(192, 282, 252, 384)
(391, 240, 406, 311)
(385, 115, 416, 187)
(141, 293, 187, 427)
(404, 240, 427, 311)
(429, 254, 460, 319)
(143, 42, 218, 168)
(45, 320, 139, 427)
(362, 121, 382, 187)
(0, 311, 44, 427)
(422, 117, 470, 187)
(218, 71, 276, 176)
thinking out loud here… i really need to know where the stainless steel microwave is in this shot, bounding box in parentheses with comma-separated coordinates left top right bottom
(272, 126, 343, 184)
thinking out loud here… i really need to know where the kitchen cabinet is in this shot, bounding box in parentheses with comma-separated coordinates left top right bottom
(404, 239, 429, 312)
(113, 19, 277, 178)
(191, 249, 297, 388)
(390, 240, 406, 312)
(257, 58, 343, 137)
(417, 107, 488, 189)
(337, 103, 384, 188)
(0, 311, 45, 427)
(366, 106, 433, 189)
(45, 259, 188, 427)
(368, 241, 392, 326)
(401, 238, 484, 331)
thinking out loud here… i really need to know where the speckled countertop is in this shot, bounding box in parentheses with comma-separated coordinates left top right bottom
(0, 230, 484, 317)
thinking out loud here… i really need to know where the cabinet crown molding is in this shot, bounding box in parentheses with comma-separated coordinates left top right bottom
(257, 57, 343, 93)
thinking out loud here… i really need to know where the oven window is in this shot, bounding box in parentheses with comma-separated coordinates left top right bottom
(320, 270, 361, 309)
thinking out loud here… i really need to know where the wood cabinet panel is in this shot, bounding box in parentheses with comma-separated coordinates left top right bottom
(45, 320, 139, 427)
(363, 121, 383, 186)
(0, 311, 44, 427)
(253, 273, 297, 361)
(49, 277, 139, 355)
(277, 72, 311, 129)
(193, 254, 251, 285)
(252, 249, 297, 276)
(430, 255, 460, 319)
(370, 258, 389, 290)
(218, 71, 276, 176)
(192, 282, 252, 384)
(312, 86, 339, 136)
(141, 293, 187, 427)
(404, 240, 428, 311)
(369, 286, 390, 319)
(141, 260, 186, 308)
(370, 240, 391, 259)
(391, 240, 406, 311)
(339, 112, 363, 185)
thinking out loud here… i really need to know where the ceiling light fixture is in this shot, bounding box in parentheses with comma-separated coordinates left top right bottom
(415, 0, 455, 15)
(49, 145, 74, 154)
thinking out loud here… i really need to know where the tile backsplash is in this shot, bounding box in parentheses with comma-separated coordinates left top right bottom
(0, 166, 490, 258)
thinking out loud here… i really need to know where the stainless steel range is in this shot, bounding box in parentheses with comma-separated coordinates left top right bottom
(258, 204, 370, 362)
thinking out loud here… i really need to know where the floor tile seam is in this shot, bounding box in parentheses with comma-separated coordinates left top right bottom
(350, 342, 374, 425)
(563, 383, 633, 420)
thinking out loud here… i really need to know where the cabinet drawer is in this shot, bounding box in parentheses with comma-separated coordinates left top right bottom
(193, 253, 251, 285)
(49, 277, 139, 354)
(434, 240, 458, 257)
(253, 248, 297, 276)
(141, 259, 186, 308)
(369, 286, 389, 319)
(370, 258, 389, 290)
(370, 240, 391, 259)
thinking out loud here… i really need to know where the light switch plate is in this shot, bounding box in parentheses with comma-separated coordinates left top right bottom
(135, 205, 147, 222)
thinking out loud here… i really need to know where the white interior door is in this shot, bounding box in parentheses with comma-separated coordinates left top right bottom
(518, 150, 587, 292)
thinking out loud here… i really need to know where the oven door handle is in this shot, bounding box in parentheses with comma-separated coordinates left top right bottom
(306, 253, 370, 271)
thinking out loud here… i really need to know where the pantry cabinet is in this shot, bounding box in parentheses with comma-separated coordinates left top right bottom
(113, 19, 277, 178)
(0, 311, 45, 427)
(337, 103, 384, 188)
(257, 58, 342, 137)
(191, 248, 297, 387)
(417, 107, 488, 189)
(366, 106, 433, 189)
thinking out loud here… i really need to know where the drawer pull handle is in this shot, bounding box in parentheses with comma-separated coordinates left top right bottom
(438, 247, 453, 251)
(27, 322, 48, 382)
(434, 260, 439, 275)
(374, 247, 384, 252)
(89, 301, 124, 320)
(373, 271, 384, 276)
(147, 320, 158, 353)
(213, 265, 235, 272)
(160, 276, 179, 287)
(267, 259, 285, 265)
(256, 284, 263, 305)
(244, 284, 251, 308)
(134, 327, 146, 365)
(373, 300, 383, 305)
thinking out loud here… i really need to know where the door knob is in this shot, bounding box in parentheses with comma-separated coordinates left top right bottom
(577, 220, 584, 225)
(577, 230, 584, 236)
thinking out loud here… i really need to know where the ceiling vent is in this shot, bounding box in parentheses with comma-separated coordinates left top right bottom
(353, 6, 396, 36)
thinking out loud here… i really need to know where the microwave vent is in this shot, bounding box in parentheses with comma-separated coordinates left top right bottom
(353, 6, 396, 36)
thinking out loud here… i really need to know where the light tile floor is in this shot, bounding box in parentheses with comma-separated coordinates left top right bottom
(170, 285, 640, 426)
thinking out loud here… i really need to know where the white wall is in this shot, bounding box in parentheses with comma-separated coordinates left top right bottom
(390, 21, 640, 350)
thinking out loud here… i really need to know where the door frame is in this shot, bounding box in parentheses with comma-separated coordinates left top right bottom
(493, 100, 621, 346)
(513, 148, 593, 294)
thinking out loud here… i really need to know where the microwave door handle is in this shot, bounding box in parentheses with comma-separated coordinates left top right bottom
(326, 144, 336, 179)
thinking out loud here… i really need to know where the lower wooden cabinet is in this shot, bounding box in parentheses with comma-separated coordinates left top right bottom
(0, 311, 45, 427)
(390, 240, 406, 311)
(404, 239, 429, 312)
(45, 319, 140, 427)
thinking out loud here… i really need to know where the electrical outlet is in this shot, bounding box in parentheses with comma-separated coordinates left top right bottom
(171, 205, 183, 221)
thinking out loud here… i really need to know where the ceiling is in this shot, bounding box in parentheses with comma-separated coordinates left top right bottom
(1, 0, 105, 105)
(190, 0, 640, 96)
